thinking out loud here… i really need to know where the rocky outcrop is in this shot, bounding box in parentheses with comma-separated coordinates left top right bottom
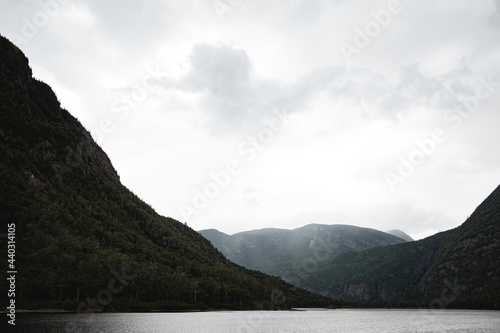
(344, 282, 370, 300)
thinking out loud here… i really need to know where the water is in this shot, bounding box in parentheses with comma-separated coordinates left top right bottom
(12, 309, 500, 332)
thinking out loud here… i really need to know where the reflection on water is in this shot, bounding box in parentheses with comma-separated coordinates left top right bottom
(13, 309, 500, 333)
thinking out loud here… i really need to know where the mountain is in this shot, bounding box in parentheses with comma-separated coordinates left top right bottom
(301, 185, 500, 309)
(385, 229, 414, 242)
(0, 35, 335, 311)
(199, 224, 409, 283)
(199, 228, 230, 247)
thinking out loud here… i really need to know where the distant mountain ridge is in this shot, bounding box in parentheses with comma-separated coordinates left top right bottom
(200, 192, 500, 310)
(199, 224, 409, 281)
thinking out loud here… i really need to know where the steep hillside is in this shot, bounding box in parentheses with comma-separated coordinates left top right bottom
(0, 35, 334, 311)
(418, 185, 500, 308)
(199, 224, 408, 283)
(302, 185, 500, 309)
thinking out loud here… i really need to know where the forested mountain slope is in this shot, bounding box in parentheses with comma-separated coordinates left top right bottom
(0, 35, 334, 311)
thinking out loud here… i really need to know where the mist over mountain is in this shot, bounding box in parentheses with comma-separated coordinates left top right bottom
(200, 192, 500, 310)
(199, 224, 409, 281)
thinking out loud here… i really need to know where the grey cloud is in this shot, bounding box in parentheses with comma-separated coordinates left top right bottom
(178, 42, 261, 131)
(184, 43, 251, 95)
(242, 187, 262, 209)
(165, 41, 491, 136)
(172, 42, 342, 133)
(489, 0, 500, 28)
(324, 64, 482, 122)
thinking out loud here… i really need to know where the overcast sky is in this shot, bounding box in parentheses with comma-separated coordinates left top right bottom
(2, 0, 500, 240)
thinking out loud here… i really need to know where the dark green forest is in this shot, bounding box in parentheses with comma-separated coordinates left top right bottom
(0, 35, 336, 311)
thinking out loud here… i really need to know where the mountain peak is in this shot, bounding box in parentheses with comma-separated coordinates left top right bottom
(385, 229, 414, 242)
(0, 35, 120, 182)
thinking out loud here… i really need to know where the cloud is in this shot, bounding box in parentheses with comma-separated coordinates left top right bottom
(184, 42, 251, 94)
(179, 42, 254, 128)
(173, 44, 480, 133)
(489, 0, 500, 28)
(171, 42, 343, 133)
(320, 63, 494, 125)
(165, 40, 492, 141)
(242, 187, 263, 209)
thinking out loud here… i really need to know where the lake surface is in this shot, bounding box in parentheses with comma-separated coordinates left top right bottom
(13, 309, 500, 332)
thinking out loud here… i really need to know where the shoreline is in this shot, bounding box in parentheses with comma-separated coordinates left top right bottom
(3, 307, 499, 314)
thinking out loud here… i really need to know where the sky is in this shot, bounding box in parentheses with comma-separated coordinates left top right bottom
(1, 0, 500, 240)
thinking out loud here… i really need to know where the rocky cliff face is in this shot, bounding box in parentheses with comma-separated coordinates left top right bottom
(0, 34, 119, 183)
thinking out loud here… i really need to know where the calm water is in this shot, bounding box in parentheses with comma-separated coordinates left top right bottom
(12, 309, 500, 332)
